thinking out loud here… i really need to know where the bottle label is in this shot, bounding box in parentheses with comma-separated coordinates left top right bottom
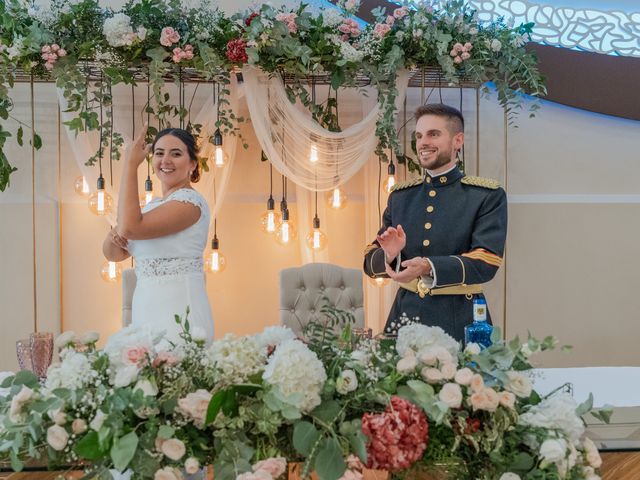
(473, 303, 487, 322)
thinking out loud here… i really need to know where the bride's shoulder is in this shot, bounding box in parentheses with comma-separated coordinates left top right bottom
(167, 188, 209, 211)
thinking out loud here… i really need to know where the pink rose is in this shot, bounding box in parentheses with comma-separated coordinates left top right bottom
(153, 351, 180, 368)
(385, 15, 395, 25)
(461, 52, 470, 60)
(123, 345, 149, 366)
(178, 389, 212, 428)
(498, 391, 516, 409)
(72, 418, 88, 434)
(253, 457, 287, 477)
(464, 42, 473, 51)
(344, 0, 359, 10)
(373, 23, 391, 39)
(453, 56, 463, 64)
(237, 472, 271, 480)
(185, 457, 200, 474)
(393, 7, 408, 19)
(161, 438, 186, 461)
(470, 374, 484, 393)
(160, 27, 180, 47)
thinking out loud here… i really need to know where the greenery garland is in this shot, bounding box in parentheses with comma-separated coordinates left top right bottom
(0, 0, 546, 191)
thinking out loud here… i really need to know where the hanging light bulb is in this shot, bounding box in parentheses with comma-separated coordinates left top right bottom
(326, 186, 348, 210)
(205, 236, 226, 273)
(88, 175, 113, 216)
(260, 196, 282, 234)
(74, 175, 91, 197)
(275, 209, 297, 246)
(139, 176, 154, 207)
(368, 276, 390, 287)
(306, 215, 328, 251)
(100, 260, 122, 283)
(309, 143, 318, 163)
(212, 129, 228, 168)
(383, 162, 397, 194)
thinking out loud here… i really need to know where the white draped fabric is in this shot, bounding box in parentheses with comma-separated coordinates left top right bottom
(242, 66, 410, 192)
(56, 76, 239, 239)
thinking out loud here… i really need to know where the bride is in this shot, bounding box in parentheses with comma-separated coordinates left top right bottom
(102, 126, 214, 344)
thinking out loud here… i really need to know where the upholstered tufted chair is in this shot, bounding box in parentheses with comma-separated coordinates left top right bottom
(122, 268, 137, 327)
(279, 263, 364, 335)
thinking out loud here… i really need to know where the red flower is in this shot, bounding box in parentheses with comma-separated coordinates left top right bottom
(226, 38, 248, 63)
(245, 12, 259, 26)
(361, 396, 428, 472)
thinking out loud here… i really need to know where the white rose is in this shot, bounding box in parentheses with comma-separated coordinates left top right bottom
(491, 39, 502, 52)
(539, 438, 567, 465)
(55, 331, 76, 349)
(499, 474, 521, 480)
(421, 367, 443, 384)
(47, 424, 69, 451)
(583, 437, 602, 468)
(505, 371, 532, 398)
(154, 467, 180, 480)
(114, 364, 139, 388)
(454, 368, 473, 386)
(78, 331, 100, 345)
(438, 383, 462, 409)
(72, 418, 88, 434)
(134, 378, 158, 397)
(336, 370, 358, 394)
(184, 457, 200, 475)
(54, 410, 68, 425)
(90, 410, 106, 431)
(396, 355, 418, 374)
(418, 349, 437, 366)
(464, 343, 481, 355)
(440, 363, 457, 380)
(582, 466, 601, 480)
(14, 385, 34, 404)
(161, 438, 186, 461)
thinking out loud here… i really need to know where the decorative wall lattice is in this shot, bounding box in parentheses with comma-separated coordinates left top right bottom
(470, 0, 640, 57)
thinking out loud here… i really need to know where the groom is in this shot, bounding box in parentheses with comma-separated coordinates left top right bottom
(364, 104, 508, 341)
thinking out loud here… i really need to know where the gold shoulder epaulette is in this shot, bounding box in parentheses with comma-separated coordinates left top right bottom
(391, 177, 422, 192)
(461, 176, 501, 190)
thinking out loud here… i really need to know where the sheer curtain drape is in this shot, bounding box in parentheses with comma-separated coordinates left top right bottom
(56, 76, 240, 239)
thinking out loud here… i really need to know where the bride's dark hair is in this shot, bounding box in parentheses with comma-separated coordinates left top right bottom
(152, 128, 201, 183)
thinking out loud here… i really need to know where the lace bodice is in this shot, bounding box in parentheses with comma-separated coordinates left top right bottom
(127, 188, 210, 279)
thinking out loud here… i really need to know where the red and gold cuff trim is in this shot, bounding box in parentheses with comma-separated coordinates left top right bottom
(461, 248, 503, 267)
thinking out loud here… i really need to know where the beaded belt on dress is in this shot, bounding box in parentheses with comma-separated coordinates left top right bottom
(135, 257, 203, 278)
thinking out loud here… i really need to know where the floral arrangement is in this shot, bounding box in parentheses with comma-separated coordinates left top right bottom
(0, 309, 609, 480)
(0, 0, 546, 191)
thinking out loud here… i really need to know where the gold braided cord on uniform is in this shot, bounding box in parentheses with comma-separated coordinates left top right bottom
(461, 248, 503, 267)
(363, 243, 378, 256)
(461, 176, 501, 189)
(391, 177, 422, 192)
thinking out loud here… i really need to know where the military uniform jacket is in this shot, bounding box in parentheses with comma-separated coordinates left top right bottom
(363, 167, 507, 341)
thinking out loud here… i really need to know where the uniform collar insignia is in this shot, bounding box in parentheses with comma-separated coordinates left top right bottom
(425, 168, 464, 187)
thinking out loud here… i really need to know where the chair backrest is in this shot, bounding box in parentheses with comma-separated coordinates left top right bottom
(122, 268, 137, 327)
(279, 263, 364, 335)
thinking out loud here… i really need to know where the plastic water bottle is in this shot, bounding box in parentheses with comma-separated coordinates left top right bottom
(464, 296, 493, 349)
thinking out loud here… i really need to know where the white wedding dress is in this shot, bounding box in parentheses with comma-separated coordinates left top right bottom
(127, 188, 214, 344)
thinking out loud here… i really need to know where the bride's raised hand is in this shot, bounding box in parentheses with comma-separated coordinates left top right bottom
(125, 124, 152, 168)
